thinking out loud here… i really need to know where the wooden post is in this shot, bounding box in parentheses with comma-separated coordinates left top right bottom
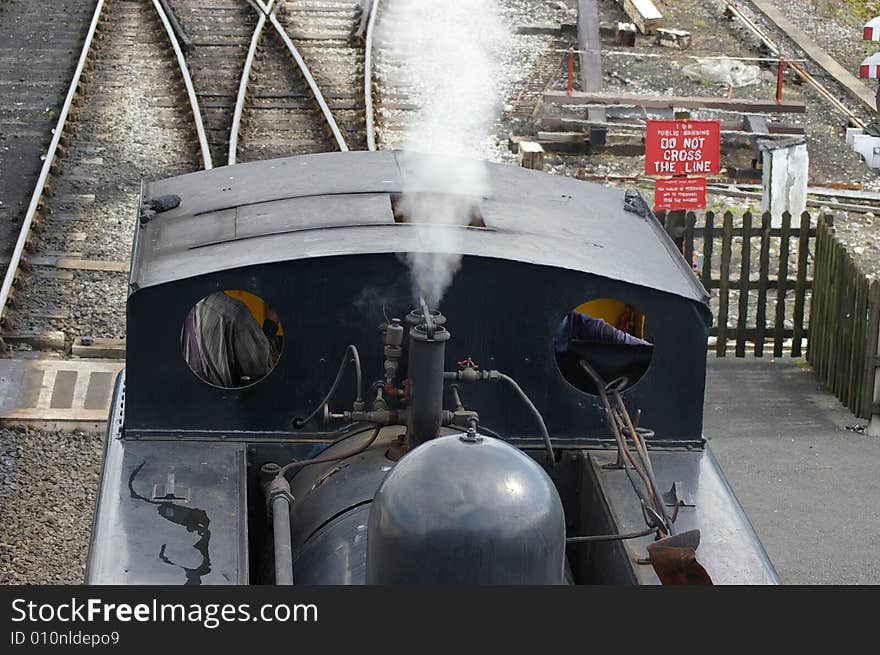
(773, 211, 791, 357)
(791, 211, 811, 357)
(867, 281, 880, 433)
(807, 214, 826, 368)
(683, 211, 696, 269)
(755, 212, 771, 356)
(735, 211, 752, 357)
(702, 211, 714, 285)
(716, 211, 733, 356)
(578, 0, 603, 92)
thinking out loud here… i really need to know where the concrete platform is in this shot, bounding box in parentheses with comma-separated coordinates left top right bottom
(0, 357, 123, 429)
(705, 356, 880, 584)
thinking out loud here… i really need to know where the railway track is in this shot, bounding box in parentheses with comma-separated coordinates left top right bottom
(508, 38, 572, 120)
(0, 0, 98, 285)
(0, 0, 383, 426)
(0, 0, 205, 422)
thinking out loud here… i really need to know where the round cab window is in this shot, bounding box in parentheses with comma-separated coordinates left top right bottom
(181, 290, 282, 388)
(553, 299, 653, 395)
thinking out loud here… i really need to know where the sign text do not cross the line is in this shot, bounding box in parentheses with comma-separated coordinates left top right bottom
(645, 120, 721, 176)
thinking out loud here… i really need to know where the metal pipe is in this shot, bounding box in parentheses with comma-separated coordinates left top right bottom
(406, 321, 450, 446)
(496, 373, 556, 468)
(271, 494, 293, 585)
(261, 465, 294, 585)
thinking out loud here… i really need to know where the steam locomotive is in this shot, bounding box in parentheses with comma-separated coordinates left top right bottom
(86, 151, 778, 584)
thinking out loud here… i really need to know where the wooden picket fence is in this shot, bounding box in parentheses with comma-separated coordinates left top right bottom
(807, 214, 880, 419)
(658, 209, 879, 419)
(661, 209, 815, 358)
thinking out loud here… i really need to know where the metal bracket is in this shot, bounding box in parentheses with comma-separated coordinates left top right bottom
(151, 473, 189, 503)
(623, 190, 650, 217)
(662, 481, 695, 510)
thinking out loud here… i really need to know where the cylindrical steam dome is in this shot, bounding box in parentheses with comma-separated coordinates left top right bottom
(366, 434, 566, 584)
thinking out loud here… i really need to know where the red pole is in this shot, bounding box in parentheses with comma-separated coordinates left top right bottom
(776, 55, 785, 104)
(567, 48, 574, 97)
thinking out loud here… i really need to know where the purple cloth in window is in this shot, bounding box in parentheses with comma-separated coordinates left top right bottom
(554, 311, 649, 353)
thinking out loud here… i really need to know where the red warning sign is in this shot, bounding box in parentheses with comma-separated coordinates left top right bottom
(654, 177, 707, 211)
(645, 120, 721, 176)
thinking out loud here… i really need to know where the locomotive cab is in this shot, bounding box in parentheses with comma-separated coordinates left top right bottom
(87, 151, 778, 585)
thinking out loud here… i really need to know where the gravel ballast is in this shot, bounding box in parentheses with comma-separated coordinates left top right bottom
(0, 427, 104, 584)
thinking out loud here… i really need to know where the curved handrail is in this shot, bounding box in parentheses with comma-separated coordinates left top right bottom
(364, 0, 380, 151)
(0, 0, 107, 326)
(229, 0, 274, 165)
(151, 0, 213, 169)
(268, 8, 349, 151)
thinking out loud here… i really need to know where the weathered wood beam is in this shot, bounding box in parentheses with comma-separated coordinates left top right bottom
(577, 0, 602, 92)
(617, 0, 663, 35)
(544, 90, 807, 113)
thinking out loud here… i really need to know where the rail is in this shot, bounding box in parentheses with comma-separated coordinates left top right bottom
(364, 0, 380, 151)
(151, 0, 213, 169)
(721, 0, 867, 130)
(229, 0, 350, 165)
(229, 0, 275, 165)
(0, 0, 108, 328)
(267, 7, 349, 151)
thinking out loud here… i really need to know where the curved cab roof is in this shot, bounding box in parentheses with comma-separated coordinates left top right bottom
(134, 151, 709, 308)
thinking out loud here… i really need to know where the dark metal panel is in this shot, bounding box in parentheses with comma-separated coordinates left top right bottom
(124, 256, 709, 441)
(589, 448, 780, 584)
(87, 435, 249, 585)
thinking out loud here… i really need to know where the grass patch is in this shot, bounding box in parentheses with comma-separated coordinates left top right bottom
(842, 0, 880, 22)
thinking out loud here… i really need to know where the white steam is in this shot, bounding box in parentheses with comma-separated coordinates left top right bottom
(377, 0, 507, 306)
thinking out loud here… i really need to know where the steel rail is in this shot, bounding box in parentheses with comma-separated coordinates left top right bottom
(722, 0, 866, 130)
(268, 8, 349, 152)
(151, 0, 213, 169)
(229, 0, 275, 165)
(229, 0, 349, 164)
(0, 0, 107, 327)
(364, 0, 380, 151)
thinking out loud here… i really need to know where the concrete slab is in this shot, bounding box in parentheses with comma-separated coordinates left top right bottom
(705, 356, 880, 584)
(0, 358, 123, 427)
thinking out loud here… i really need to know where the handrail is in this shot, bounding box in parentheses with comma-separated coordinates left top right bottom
(151, 0, 213, 169)
(364, 0, 380, 151)
(229, 0, 275, 165)
(0, 0, 107, 327)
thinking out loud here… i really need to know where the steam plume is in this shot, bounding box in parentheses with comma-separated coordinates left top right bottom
(377, 0, 506, 305)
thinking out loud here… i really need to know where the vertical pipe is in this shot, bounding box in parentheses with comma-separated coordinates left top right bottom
(272, 494, 294, 585)
(776, 56, 785, 104)
(406, 321, 450, 447)
(262, 466, 294, 586)
(567, 49, 574, 97)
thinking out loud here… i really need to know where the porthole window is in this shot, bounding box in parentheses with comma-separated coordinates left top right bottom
(181, 290, 282, 388)
(553, 298, 653, 395)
